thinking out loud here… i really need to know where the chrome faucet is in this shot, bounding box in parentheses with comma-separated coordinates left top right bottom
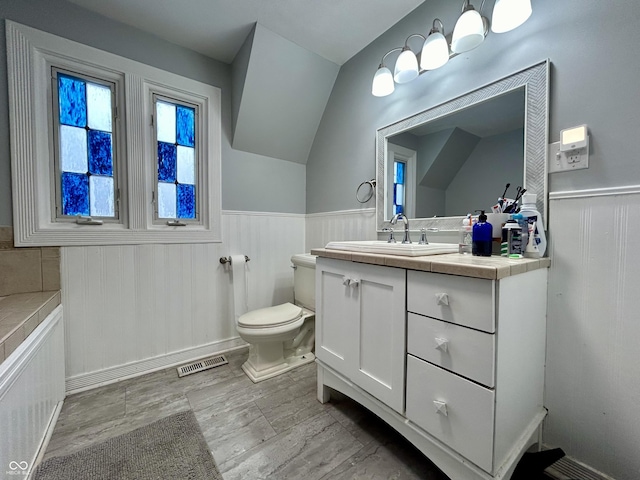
(390, 213, 411, 244)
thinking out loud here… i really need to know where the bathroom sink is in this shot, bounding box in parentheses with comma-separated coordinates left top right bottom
(324, 240, 458, 257)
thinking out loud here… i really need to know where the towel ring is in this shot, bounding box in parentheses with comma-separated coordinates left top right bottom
(356, 179, 376, 203)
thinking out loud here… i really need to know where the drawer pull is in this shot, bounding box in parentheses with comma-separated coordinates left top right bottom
(435, 293, 449, 306)
(434, 337, 449, 352)
(433, 400, 448, 416)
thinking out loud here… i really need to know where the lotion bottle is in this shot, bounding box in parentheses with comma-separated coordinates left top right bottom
(458, 214, 473, 254)
(519, 193, 547, 257)
(472, 210, 493, 257)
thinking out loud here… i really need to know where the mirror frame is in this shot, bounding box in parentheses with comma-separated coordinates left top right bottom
(376, 60, 549, 232)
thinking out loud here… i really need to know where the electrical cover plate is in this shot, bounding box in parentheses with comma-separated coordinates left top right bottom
(548, 141, 589, 173)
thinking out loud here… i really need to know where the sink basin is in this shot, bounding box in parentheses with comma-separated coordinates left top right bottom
(325, 240, 458, 257)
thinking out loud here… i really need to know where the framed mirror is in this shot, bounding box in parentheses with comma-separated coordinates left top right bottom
(376, 60, 549, 232)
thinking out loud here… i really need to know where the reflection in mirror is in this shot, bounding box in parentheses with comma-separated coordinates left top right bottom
(386, 89, 525, 219)
(376, 61, 549, 232)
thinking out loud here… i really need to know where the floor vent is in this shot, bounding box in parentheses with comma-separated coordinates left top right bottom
(177, 355, 228, 378)
(546, 456, 613, 480)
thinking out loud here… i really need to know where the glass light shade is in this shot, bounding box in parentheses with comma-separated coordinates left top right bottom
(491, 0, 532, 33)
(393, 49, 419, 84)
(451, 9, 485, 53)
(420, 31, 449, 70)
(372, 66, 394, 97)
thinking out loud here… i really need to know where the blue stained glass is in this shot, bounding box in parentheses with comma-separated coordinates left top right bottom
(158, 142, 177, 182)
(88, 130, 113, 175)
(176, 106, 195, 147)
(62, 172, 90, 216)
(177, 184, 196, 219)
(58, 75, 87, 127)
(395, 161, 405, 184)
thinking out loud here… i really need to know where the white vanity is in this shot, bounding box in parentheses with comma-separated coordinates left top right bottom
(313, 249, 550, 480)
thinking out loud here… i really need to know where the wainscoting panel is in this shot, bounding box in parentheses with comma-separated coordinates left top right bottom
(305, 208, 376, 252)
(0, 306, 64, 477)
(61, 211, 304, 391)
(545, 188, 640, 480)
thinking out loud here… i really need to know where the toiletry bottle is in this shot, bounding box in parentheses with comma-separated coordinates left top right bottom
(472, 210, 493, 257)
(501, 214, 523, 257)
(519, 193, 547, 257)
(458, 214, 473, 254)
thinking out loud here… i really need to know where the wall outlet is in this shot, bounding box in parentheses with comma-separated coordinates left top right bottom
(548, 141, 589, 173)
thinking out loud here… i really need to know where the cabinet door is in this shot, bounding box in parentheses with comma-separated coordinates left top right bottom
(351, 262, 406, 413)
(316, 258, 406, 413)
(316, 259, 355, 375)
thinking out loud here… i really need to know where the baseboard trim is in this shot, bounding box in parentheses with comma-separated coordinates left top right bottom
(65, 337, 248, 394)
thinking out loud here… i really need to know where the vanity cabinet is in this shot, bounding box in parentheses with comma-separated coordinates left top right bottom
(315, 258, 406, 413)
(315, 253, 549, 480)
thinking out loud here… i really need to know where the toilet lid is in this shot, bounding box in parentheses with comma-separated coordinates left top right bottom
(237, 302, 303, 329)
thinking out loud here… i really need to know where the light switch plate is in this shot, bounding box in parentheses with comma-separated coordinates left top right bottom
(548, 141, 589, 173)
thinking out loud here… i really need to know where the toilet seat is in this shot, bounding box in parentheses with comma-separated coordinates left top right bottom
(237, 302, 302, 329)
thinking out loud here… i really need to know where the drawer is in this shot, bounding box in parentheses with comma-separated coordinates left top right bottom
(407, 313, 495, 387)
(407, 270, 495, 333)
(406, 355, 495, 473)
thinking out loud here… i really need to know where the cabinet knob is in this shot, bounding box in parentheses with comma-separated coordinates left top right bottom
(434, 337, 449, 352)
(343, 276, 351, 286)
(433, 400, 448, 416)
(435, 293, 449, 306)
(349, 279, 360, 288)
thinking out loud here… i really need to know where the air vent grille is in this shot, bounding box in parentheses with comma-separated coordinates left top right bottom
(177, 355, 228, 377)
(546, 456, 613, 480)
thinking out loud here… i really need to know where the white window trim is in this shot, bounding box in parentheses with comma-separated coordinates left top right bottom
(6, 21, 222, 246)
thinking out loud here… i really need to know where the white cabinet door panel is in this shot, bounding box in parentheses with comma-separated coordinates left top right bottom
(406, 355, 495, 473)
(407, 271, 495, 333)
(407, 313, 495, 387)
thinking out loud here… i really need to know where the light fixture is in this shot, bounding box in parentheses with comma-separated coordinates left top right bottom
(371, 0, 532, 97)
(451, 0, 489, 54)
(393, 35, 424, 84)
(372, 47, 402, 97)
(420, 19, 449, 71)
(491, 0, 532, 33)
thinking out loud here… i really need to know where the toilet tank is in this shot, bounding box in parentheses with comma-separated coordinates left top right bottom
(291, 253, 316, 311)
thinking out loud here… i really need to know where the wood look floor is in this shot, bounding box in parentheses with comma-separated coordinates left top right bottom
(43, 348, 449, 479)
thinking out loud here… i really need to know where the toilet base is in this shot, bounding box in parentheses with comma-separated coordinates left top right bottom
(242, 352, 316, 383)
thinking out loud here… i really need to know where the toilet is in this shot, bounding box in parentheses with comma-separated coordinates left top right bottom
(236, 253, 316, 383)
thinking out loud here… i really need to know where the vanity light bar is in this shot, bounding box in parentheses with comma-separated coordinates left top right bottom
(372, 0, 532, 97)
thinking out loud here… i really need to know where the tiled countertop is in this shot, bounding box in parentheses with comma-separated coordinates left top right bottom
(310, 249, 551, 280)
(0, 291, 61, 363)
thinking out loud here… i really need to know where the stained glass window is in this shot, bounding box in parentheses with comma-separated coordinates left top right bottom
(56, 72, 116, 218)
(393, 160, 406, 215)
(156, 98, 197, 220)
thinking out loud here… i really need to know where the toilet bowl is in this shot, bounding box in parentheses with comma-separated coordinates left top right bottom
(236, 253, 316, 383)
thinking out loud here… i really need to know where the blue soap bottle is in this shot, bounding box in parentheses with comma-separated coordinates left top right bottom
(472, 210, 493, 257)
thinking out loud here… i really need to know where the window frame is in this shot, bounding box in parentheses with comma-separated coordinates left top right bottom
(151, 92, 202, 226)
(51, 66, 122, 224)
(6, 20, 222, 246)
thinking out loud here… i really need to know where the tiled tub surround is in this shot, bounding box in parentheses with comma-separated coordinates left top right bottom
(0, 291, 62, 362)
(0, 228, 61, 296)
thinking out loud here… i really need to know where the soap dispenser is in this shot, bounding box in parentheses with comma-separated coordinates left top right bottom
(472, 210, 493, 257)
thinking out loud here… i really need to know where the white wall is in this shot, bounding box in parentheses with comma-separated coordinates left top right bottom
(545, 188, 640, 480)
(62, 211, 305, 391)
